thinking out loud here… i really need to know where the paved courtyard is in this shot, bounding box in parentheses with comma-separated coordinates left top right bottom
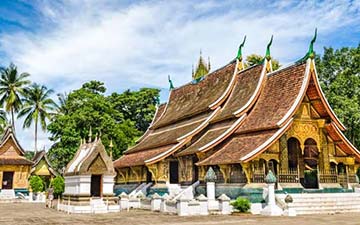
(0, 203, 359, 225)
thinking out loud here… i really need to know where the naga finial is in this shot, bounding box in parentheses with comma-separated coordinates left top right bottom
(308, 28, 317, 59)
(265, 35, 273, 60)
(236, 35, 247, 61)
(168, 75, 174, 90)
(296, 28, 318, 63)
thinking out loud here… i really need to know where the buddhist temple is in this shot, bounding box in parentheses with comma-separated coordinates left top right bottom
(31, 150, 58, 188)
(113, 33, 360, 200)
(60, 135, 119, 213)
(0, 126, 33, 198)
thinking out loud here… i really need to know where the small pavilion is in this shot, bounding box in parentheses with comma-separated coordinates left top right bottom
(59, 135, 119, 213)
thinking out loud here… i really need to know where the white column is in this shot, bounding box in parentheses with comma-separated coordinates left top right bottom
(151, 193, 162, 211)
(177, 195, 189, 216)
(261, 183, 283, 216)
(206, 182, 215, 200)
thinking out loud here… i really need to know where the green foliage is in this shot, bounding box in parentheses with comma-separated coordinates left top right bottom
(108, 88, 160, 132)
(24, 151, 35, 160)
(47, 81, 159, 171)
(231, 197, 251, 212)
(29, 175, 44, 193)
(18, 83, 56, 150)
(245, 54, 281, 70)
(0, 63, 31, 128)
(50, 176, 65, 198)
(316, 44, 360, 148)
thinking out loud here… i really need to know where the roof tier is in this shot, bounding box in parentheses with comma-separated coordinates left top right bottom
(152, 61, 236, 129)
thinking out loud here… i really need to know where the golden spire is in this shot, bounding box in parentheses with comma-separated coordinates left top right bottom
(109, 138, 114, 160)
(88, 126, 92, 143)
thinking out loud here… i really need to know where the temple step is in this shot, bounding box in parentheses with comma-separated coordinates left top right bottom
(0, 189, 16, 199)
(277, 193, 360, 214)
(90, 198, 108, 213)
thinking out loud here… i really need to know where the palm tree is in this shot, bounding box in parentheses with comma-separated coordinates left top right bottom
(0, 63, 31, 130)
(0, 109, 8, 132)
(18, 83, 56, 151)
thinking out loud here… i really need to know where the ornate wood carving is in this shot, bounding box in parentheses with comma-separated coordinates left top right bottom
(219, 165, 231, 183)
(241, 163, 251, 184)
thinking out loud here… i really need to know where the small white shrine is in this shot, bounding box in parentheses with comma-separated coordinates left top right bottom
(58, 135, 119, 213)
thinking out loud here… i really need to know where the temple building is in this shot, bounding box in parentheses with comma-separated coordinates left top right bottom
(113, 34, 360, 199)
(31, 150, 58, 188)
(60, 136, 119, 213)
(0, 126, 33, 198)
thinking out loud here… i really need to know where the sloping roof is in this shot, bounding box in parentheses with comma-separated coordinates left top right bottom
(152, 61, 236, 128)
(213, 64, 264, 121)
(126, 111, 211, 154)
(31, 150, 58, 176)
(65, 139, 115, 176)
(0, 126, 26, 156)
(114, 144, 176, 168)
(175, 63, 266, 157)
(0, 157, 33, 165)
(134, 103, 167, 145)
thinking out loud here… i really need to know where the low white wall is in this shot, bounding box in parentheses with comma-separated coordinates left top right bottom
(64, 175, 91, 196)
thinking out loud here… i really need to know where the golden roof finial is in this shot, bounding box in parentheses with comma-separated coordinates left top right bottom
(88, 126, 92, 143)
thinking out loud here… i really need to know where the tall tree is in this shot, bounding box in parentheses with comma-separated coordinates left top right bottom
(109, 88, 160, 132)
(18, 83, 56, 151)
(316, 44, 360, 147)
(47, 81, 159, 171)
(0, 63, 30, 130)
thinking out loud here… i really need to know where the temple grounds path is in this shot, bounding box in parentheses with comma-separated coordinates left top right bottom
(0, 203, 359, 225)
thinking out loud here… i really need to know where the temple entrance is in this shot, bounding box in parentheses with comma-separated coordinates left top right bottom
(91, 175, 102, 197)
(287, 137, 301, 171)
(169, 161, 179, 183)
(2, 172, 14, 189)
(303, 138, 319, 189)
(192, 158, 199, 183)
(146, 168, 153, 183)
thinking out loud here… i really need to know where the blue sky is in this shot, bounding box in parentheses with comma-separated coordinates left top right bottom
(0, 0, 359, 151)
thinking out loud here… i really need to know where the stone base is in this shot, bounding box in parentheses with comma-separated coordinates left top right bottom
(261, 205, 283, 216)
(58, 203, 120, 214)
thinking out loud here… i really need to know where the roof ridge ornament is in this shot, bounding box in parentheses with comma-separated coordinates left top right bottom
(297, 28, 317, 63)
(262, 35, 273, 72)
(236, 35, 246, 61)
(168, 75, 174, 90)
(265, 35, 273, 61)
(236, 36, 246, 71)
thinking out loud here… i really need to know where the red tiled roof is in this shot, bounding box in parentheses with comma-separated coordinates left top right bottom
(152, 61, 236, 128)
(0, 157, 33, 165)
(114, 145, 175, 168)
(176, 126, 230, 157)
(197, 129, 279, 165)
(214, 64, 264, 121)
(125, 112, 209, 154)
(236, 62, 307, 133)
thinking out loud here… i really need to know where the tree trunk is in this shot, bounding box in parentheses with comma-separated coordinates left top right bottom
(11, 107, 15, 132)
(35, 116, 38, 152)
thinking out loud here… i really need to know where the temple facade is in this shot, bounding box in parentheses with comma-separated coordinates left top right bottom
(113, 37, 360, 198)
(0, 126, 33, 198)
(31, 150, 58, 188)
(60, 136, 119, 213)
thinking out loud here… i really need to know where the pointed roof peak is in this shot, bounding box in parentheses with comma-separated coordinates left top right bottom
(193, 50, 211, 81)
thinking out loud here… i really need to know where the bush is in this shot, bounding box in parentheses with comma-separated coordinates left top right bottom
(231, 197, 251, 213)
(29, 175, 44, 193)
(50, 176, 65, 198)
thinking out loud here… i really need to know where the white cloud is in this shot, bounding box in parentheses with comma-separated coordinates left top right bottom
(1, 0, 359, 151)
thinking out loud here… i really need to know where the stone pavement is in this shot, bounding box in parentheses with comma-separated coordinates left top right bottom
(0, 203, 359, 225)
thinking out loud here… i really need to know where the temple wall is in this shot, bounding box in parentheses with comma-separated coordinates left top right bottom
(0, 165, 31, 189)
